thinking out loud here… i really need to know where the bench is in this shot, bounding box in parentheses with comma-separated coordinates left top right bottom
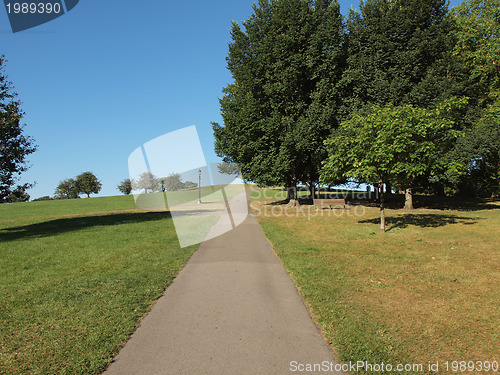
(313, 198, 348, 209)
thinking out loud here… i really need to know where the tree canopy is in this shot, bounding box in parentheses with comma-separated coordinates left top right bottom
(76, 171, 102, 198)
(321, 99, 467, 230)
(0, 55, 37, 203)
(54, 178, 79, 199)
(339, 0, 460, 117)
(117, 179, 133, 195)
(54, 172, 102, 199)
(213, 0, 344, 200)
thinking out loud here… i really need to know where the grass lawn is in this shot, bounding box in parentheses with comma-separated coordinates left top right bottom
(252, 189, 499, 374)
(0, 195, 198, 375)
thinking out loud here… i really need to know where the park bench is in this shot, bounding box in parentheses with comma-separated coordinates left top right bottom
(313, 198, 348, 209)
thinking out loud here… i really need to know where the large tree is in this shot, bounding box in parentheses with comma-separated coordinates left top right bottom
(213, 0, 344, 203)
(441, 0, 500, 197)
(0, 55, 37, 202)
(452, 0, 500, 106)
(339, 0, 459, 117)
(321, 99, 466, 231)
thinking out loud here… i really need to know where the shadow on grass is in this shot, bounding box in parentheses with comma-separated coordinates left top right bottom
(0, 211, 172, 242)
(359, 213, 481, 231)
(352, 195, 500, 211)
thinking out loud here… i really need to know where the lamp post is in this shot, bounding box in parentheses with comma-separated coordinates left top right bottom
(198, 169, 202, 204)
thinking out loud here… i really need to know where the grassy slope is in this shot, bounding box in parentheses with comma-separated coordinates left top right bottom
(253, 190, 499, 374)
(0, 195, 198, 375)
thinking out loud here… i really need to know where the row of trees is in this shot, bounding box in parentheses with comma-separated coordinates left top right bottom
(55, 172, 102, 199)
(213, 0, 499, 212)
(117, 172, 198, 195)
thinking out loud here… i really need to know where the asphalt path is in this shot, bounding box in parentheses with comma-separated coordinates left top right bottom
(104, 210, 344, 374)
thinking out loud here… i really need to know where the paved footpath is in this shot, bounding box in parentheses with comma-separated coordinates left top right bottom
(104, 212, 344, 374)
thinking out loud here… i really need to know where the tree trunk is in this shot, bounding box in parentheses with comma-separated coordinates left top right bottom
(380, 187, 385, 233)
(404, 188, 414, 210)
(286, 185, 299, 206)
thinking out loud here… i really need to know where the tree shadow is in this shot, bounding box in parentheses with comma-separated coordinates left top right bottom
(264, 199, 289, 206)
(358, 213, 481, 231)
(352, 195, 500, 211)
(0, 211, 172, 242)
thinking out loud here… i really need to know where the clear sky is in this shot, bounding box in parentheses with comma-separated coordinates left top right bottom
(1, 0, 463, 200)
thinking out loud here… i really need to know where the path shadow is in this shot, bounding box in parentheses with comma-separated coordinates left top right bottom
(358, 213, 481, 231)
(0, 211, 172, 242)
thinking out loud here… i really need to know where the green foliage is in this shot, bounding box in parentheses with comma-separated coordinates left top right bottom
(339, 0, 461, 117)
(76, 171, 102, 198)
(54, 178, 80, 199)
(321, 99, 467, 188)
(0, 55, 37, 202)
(117, 178, 133, 195)
(452, 0, 500, 104)
(32, 195, 54, 201)
(4, 183, 31, 202)
(451, 101, 500, 196)
(213, 0, 344, 191)
(321, 99, 467, 229)
(55, 172, 102, 199)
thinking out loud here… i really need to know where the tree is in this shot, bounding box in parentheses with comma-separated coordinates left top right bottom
(320, 99, 466, 232)
(0, 55, 37, 202)
(182, 181, 197, 189)
(213, 0, 344, 204)
(339, 0, 462, 116)
(452, 0, 500, 106)
(442, 0, 500, 197)
(217, 162, 241, 176)
(450, 101, 500, 197)
(76, 171, 101, 198)
(5, 183, 31, 202)
(133, 172, 158, 194)
(164, 173, 185, 192)
(54, 178, 79, 199)
(117, 178, 133, 195)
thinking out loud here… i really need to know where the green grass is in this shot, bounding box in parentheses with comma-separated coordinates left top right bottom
(252, 189, 499, 374)
(0, 196, 198, 374)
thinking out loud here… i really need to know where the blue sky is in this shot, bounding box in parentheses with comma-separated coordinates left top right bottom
(1, 0, 463, 199)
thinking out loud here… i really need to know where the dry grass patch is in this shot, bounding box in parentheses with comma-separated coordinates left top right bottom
(252, 194, 499, 374)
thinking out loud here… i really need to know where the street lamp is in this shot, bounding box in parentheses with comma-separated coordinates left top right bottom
(198, 169, 202, 204)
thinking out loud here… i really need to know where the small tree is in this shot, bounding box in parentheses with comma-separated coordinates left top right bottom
(164, 173, 185, 192)
(76, 171, 101, 198)
(183, 181, 197, 189)
(321, 99, 466, 232)
(217, 162, 240, 176)
(55, 178, 79, 199)
(117, 178, 133, 195)
(133, 172, 158, 193)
